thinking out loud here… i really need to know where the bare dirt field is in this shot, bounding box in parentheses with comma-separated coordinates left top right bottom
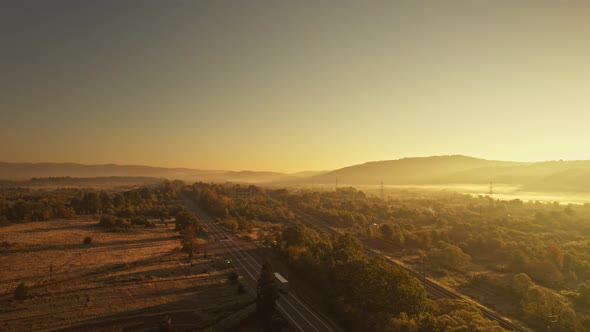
(0, 219, 254, 331)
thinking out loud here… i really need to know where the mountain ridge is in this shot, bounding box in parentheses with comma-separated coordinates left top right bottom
(2, 156, 590, 192)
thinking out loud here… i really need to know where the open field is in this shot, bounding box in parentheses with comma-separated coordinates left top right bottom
(0, 219, 254, 331)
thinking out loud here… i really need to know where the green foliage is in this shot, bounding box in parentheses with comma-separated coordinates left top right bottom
(184, 183, 590, 330)
(428, 243, 471, 271)
(277, 224, 426, 331)
(521, 285, 565, 324)
(281, 223, 318, 247)
(179, 223, 198, 259)
(380, 223, 393, 240)
(130, 215, 147, 225)
(175, 211, 199, 231)
(512, 273, 533, 296)
(221, 217, 239, 232)
(98, 214, 131, 232)
(577, 284, 590, 308)
(435, 299, 504, 332)
(98, 214, 116, 228)
(185, 183, 294, 223)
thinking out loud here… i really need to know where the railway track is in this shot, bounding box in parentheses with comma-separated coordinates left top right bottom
(181, 197, 343, 332)
(293, 208, 528, 332)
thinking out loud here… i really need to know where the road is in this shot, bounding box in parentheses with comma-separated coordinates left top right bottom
(293, 208, 529, 332)
(181, 197, 342, 332)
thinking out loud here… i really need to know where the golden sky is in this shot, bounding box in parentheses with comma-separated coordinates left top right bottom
(1, 1, 590, 172)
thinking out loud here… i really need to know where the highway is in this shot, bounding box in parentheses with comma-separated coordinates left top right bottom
(293, 208, 529, 332)
(181, 197, 342, 332)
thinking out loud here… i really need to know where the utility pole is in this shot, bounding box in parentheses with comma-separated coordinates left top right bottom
(311, 176, 314, 191)
(335, 177, 338, 190)
(380, 181, 384, 200)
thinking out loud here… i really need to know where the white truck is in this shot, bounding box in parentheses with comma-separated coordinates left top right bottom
(274, 272, 289, 293)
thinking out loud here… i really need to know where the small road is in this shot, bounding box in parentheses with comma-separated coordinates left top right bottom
(293, 208, 528, 332)
(181, 196, 342, 332)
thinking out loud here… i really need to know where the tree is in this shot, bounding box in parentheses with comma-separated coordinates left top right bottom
(180, 224, 198, 259)
(175, 211, 199, 231)
(512, 273, 533, 296)
(380, 224, 393, 241)
(430, 243, 470, 271)
(256, 260, 279, 320)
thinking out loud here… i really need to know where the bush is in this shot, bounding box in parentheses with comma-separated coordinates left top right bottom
(99, 214, 116, 228)
(83, 236, 92, 245)
(14, 282, 28, 300)
(130, 215, 147, 225)
(98, 215, 131, 232)
(113, 218, 131, 232)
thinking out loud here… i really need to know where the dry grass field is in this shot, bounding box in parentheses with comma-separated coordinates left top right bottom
(0, 219, 254, 331)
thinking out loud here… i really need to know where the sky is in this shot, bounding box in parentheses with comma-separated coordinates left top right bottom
(1, 1, 590, 173)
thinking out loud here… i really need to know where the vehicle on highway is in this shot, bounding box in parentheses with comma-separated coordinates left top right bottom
(274, 272, 289, 293)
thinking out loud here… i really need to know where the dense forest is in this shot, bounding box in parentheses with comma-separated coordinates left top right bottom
(0, 180, 185, 226)
(271, 223, 506, 331)
(279, 188, 590, 331)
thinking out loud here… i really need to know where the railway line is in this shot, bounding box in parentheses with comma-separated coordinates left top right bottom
(293, 208, 528, 332)
(181, 196, 342, 332)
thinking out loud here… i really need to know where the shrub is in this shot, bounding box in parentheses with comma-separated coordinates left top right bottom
(99, 214, 131, 232)
(83, 236, 92, 245)
(99, 214, 116, 228)
(130, 215, 147, 226)
(14, 282, 28, 300)
(113, 218, 131, 232)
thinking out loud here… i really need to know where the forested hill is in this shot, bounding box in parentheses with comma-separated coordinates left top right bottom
(314, 155, 524, 185)
(313, 155, 590, 192)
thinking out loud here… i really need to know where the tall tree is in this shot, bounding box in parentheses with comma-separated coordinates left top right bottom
(256, 260, 279, 319)
(180, 223, 197, 259)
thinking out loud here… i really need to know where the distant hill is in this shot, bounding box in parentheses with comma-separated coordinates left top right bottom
(289, 170, 330, 178)
(4, 156, 590, 192)
(0, 162, 220, 181)
(312, 155, 590, 192)
(314, 155, 524, 185)
(204, 171, 299, 184)
(0, 162, 299, 184)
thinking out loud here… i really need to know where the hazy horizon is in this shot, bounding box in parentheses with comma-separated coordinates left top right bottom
(0, 153, 588, 174)
(3, 1, 590, 172)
